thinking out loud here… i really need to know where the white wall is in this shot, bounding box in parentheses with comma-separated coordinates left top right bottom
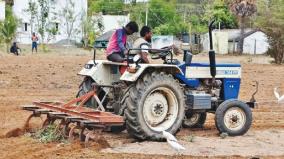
(0, 1, 5, 21)
(102, 15, 130, 33)
(243, 31, 269, 54)
(203, 30, 269, 55)
(213, 32, 228, 54)
(13, 0, 87, 44)
(201, 31, 229, 54)
(228, 42, 238, 53)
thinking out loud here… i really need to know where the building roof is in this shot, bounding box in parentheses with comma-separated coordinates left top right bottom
(225, 29, 262, 42)
(95, 30, 114, 42)
(94, 30, 115, 48)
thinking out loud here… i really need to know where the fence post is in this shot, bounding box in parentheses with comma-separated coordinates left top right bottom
(254, 39, 257, 55)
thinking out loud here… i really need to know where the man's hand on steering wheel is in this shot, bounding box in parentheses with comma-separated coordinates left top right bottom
(150, 46, 172, 60)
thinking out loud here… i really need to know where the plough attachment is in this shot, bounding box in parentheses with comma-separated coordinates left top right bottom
(22, 90, 124, 143)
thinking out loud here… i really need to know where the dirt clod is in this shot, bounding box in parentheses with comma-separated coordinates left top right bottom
(5, 128, 24, 138)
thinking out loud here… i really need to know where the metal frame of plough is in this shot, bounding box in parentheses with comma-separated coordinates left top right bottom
(22, 88, 124, 143)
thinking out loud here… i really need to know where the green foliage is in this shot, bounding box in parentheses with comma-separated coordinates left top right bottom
(0, 5, 18, 52)
(130, 0, 238, 35)
(130, 0, 190, 35)
(129, 3, 147, 27)
(147, 0, 178, 29)
(88, 31, 96, 48)
(89, 0, 125, 15)
(154, 21, 189, 35)
(46, 26, 58, 43)
(188, 15, 207, 34)
(203, 0, 238, 29)
(34, 124, 66, 143)
(81, 13, 103, 48)
(256, 0, 284, 64)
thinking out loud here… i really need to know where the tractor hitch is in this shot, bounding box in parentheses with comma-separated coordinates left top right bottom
(247, 81, 259, 108)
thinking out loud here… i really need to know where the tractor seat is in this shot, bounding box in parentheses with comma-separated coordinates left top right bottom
(102, 54, 135, 66)
(102, 60, 128, 66)
(101, 60, 128, 75)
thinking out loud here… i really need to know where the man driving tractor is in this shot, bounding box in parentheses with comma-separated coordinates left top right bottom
(131, 26, 152, 64)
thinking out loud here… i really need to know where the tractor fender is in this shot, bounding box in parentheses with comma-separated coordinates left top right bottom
(78, 60, 122, 86)
(120, 64, 183, 82)
(78, 60, 97, 78)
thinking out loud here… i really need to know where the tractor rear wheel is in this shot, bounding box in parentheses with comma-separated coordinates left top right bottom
(124, 72, 185, 141)
(77, 77, 125, 133)
(183, 112, 207, 128)
(76, 77, 106, 108)
(215, 100, 252, 136)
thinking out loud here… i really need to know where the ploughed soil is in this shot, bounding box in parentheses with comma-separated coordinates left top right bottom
(0, 48, 284, 159)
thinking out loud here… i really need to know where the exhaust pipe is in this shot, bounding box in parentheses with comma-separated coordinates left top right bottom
(209, 20, 216, 79)
(93, 47, 97, 65)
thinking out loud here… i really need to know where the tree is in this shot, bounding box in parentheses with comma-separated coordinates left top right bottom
(60, 0, 81, 45)
(24, 0, 38, 35)
(81, 12, 104, 48)
(130, 0, 190, 35)
(89, 0, 125, 15)
(256, 0, 284, 64)
(146, 0, 183, 31)
(0, 5, 18, 52)
(4, 0, 13, 6)
(38, 0, 50, 45)
(203, 0, 238, 29)
(229, 0, 257, 54)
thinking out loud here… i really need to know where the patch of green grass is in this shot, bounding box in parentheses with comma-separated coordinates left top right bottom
(34, 124, 67, 143)
(181, 135, 195, 142)
(187, 135, 195, 142)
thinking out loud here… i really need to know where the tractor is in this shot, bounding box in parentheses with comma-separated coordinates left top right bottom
(76, 21, 257, 141)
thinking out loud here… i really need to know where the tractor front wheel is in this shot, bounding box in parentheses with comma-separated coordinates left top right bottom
(215, 100, 252, 136)
(183, 112, 207, 128)
(124, 72, 185, 141)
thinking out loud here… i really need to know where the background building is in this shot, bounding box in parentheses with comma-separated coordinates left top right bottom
(228, 30, 269, 55)
(201, 29, 269, 55)
(0, 1, 5, 21)
(12, 0, 87, 44)
(100, 15, 130, 34)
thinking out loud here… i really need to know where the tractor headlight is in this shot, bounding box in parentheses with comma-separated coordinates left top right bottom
(84, 64, 94, 69)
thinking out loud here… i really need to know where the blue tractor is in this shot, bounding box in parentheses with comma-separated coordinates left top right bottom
(77, 21, 257, 140)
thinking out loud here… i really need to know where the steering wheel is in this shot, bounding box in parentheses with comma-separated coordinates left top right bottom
(150, 46, 172, 60)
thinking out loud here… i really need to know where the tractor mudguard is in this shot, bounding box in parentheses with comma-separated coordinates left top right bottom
(78, 60, 123, 86)
(78, 60, 97, 79)
(120, 64, 183, 82)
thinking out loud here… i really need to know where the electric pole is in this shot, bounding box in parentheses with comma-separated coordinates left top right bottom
(145, 0, 148, 26)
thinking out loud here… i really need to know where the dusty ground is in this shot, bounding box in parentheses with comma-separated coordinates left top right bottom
(0, 47, 284, 159)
